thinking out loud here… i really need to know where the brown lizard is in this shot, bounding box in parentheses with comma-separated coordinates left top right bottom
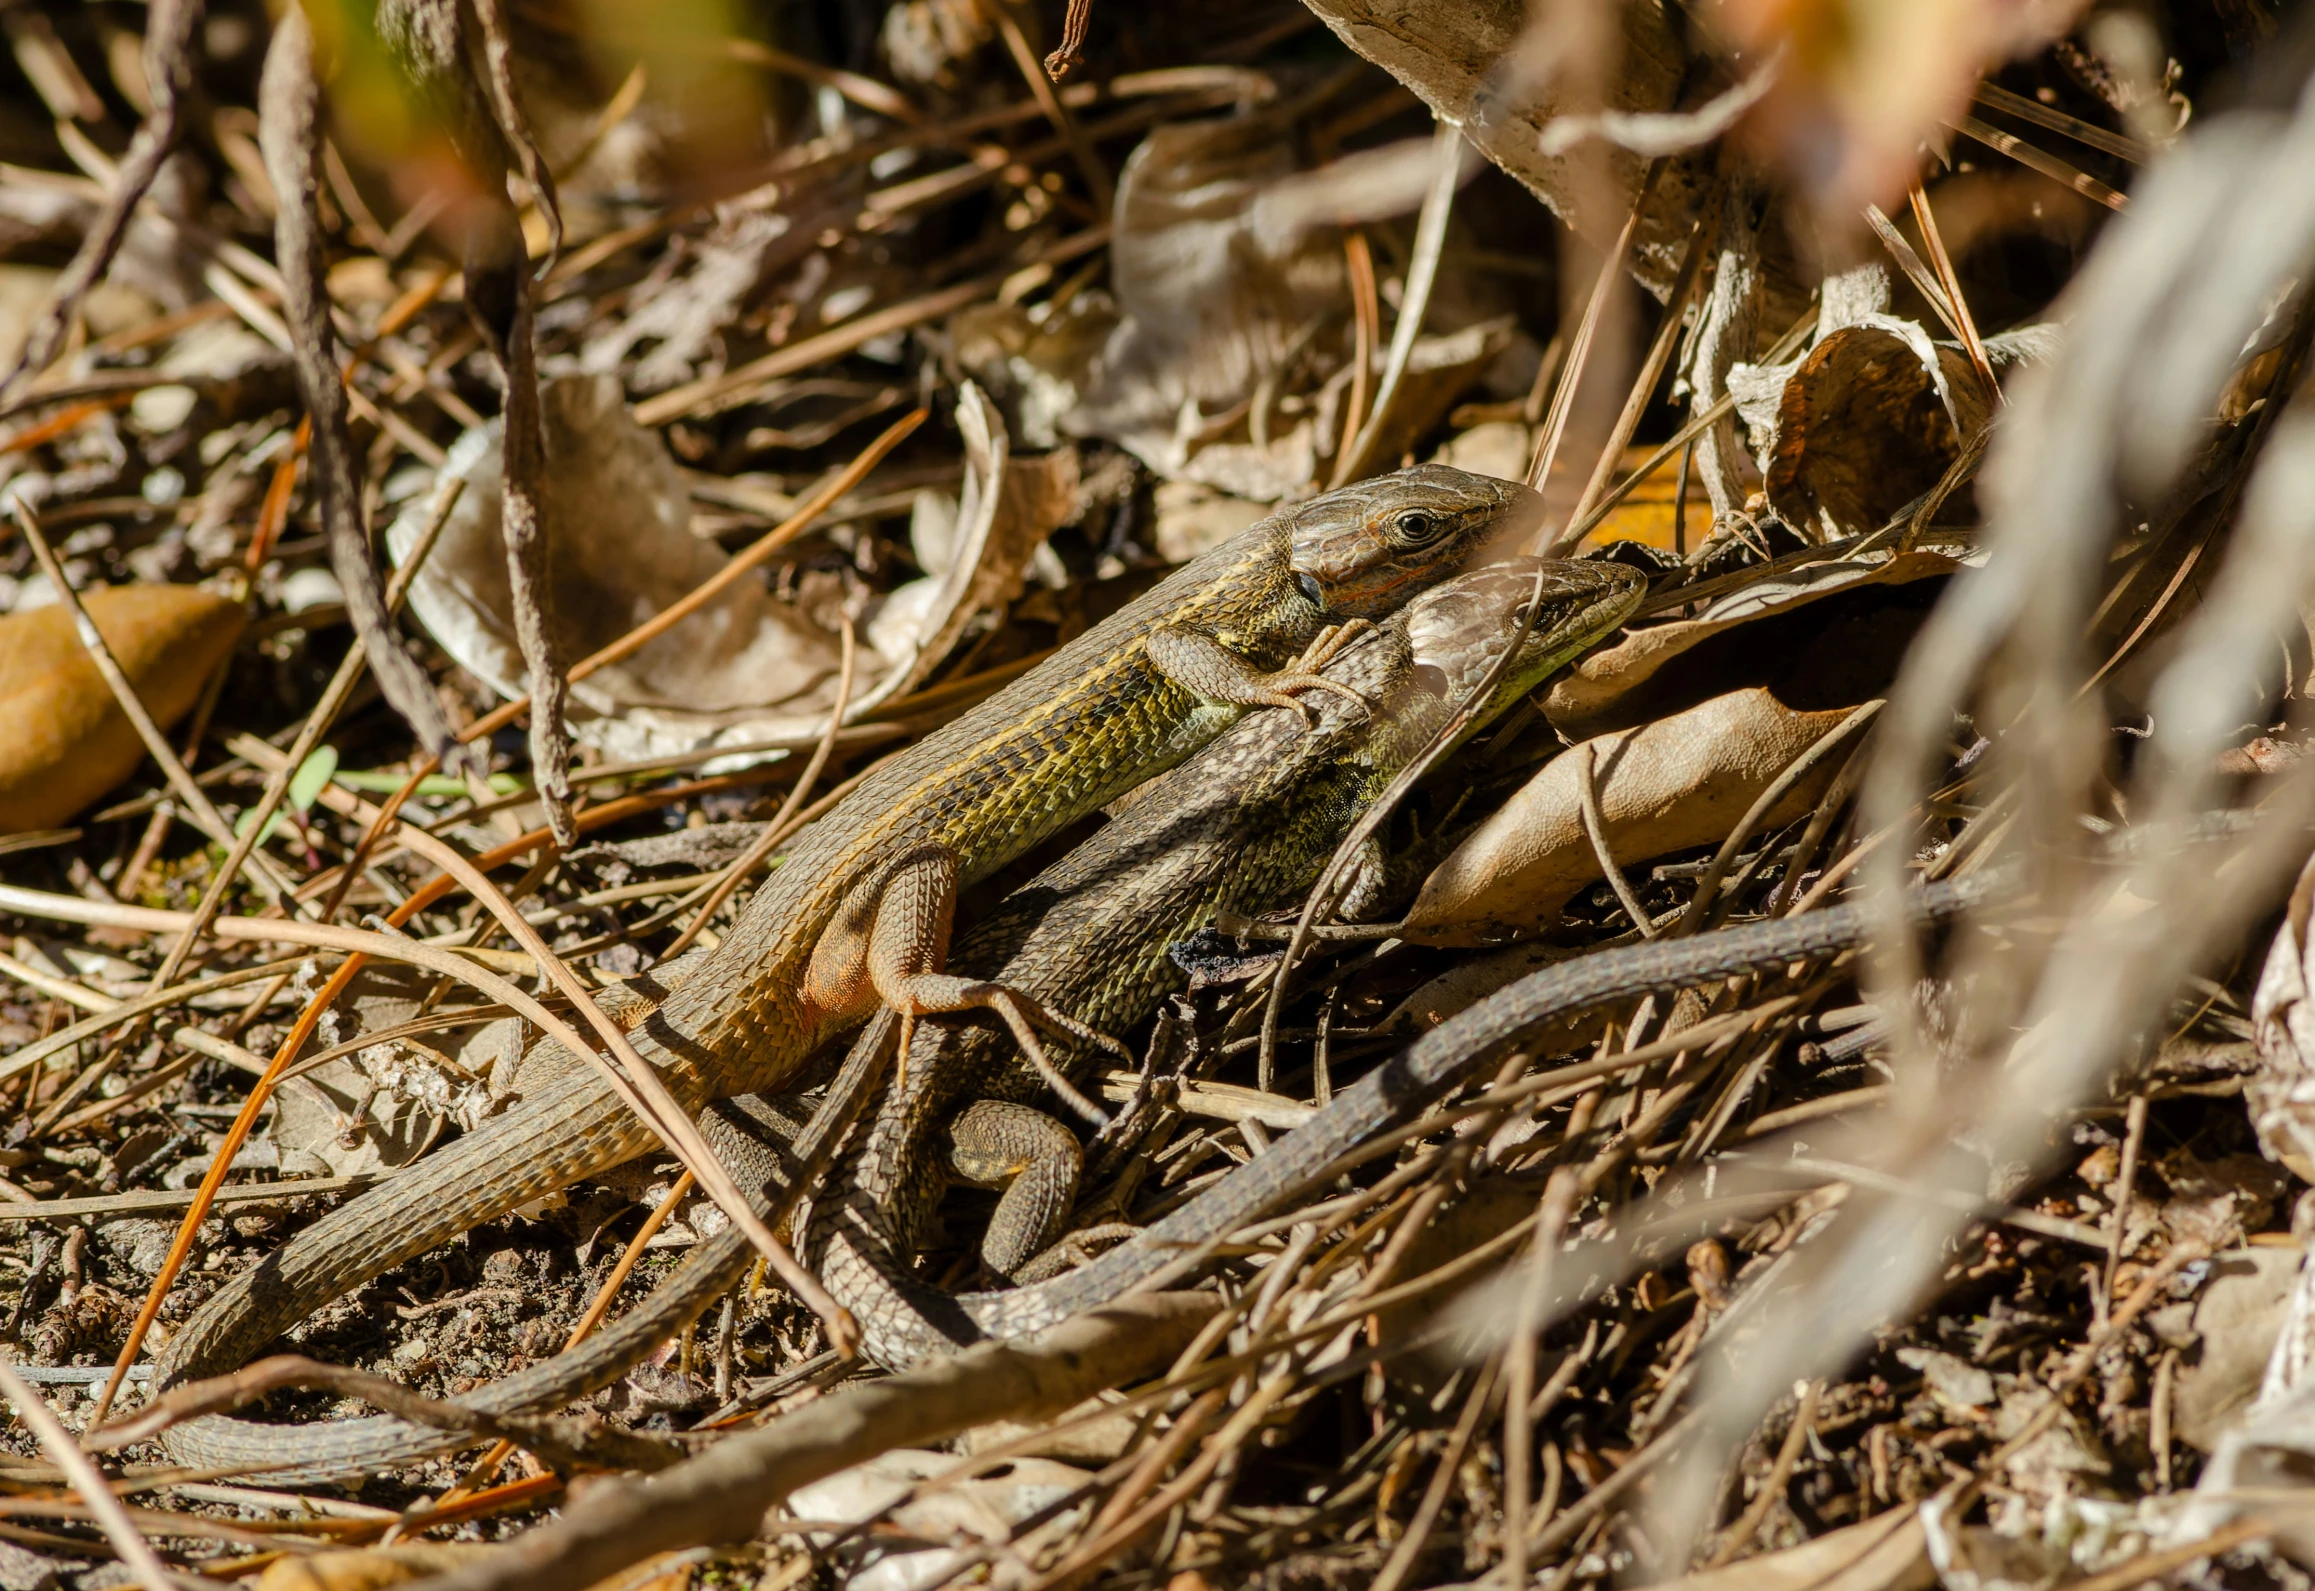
(151, 464, 1538, 1471)
(138, 556, 1642, 1478)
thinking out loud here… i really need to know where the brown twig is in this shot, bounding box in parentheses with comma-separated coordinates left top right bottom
(0, 1359, 176, 1591)
(992, 1, 1113, 214)
(0, 0, 201, 399)
(1575, 741, 1657, 937)
(258, 6, 465, 770)
(1706, 1379, 1820, 1567)
(1908, 183, 2000, 406)
(399, 1298, 1219, 1591)
(1332, 231, 1378, 489)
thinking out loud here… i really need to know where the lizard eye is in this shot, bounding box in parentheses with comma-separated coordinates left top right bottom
(1506, 599, 1561, 636)
(1389, 509, 1446, 548)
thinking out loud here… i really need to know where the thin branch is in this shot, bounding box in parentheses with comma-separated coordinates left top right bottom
(258, 5, 466, 769)
(0, 1360, 176, 1591)
(1337, 119, 1471, 484)
(0, 0, 202, 399)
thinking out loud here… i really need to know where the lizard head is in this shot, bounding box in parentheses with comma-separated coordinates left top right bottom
(1401, 556, 1648, 719)
(1286, 465, 1545, 618)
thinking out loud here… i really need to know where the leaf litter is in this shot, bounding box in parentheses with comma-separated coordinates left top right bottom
(0, 3, 2312, 1591)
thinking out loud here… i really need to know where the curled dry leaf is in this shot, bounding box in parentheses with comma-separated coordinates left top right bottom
(865, 382, 1077, 697)
(1402, 688, 1855, 944)
(2249, 851, 2315, 1181)
(1764, 319, 1990, 538)
(782, 1449, 1093, 1591)
(386, 377, 1072, 764)
(1543, 544, 1975, 738)
(0, 583, 244, 833)
(1720, 268, 2053, 533)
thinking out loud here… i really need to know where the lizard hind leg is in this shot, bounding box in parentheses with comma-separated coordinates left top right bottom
(837, 842, 1125, 1127)
(946, 1100, 1083, 1280)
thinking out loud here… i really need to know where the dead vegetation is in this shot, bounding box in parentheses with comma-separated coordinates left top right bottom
(4, 2, 2315, 1590)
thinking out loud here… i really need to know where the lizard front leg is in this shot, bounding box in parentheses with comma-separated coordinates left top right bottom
(1145, 622, 1372, 724)
(802, 844, 1124, 1125)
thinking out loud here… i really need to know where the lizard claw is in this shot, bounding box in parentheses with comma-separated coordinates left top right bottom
(1254, 673, 1372, 726)
(975, 990, 1118, 1129)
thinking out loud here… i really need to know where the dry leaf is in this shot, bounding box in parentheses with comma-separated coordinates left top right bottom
(2249, 853, 2315, 1181)
(864, 382, 1076, 699)
(1403, 688, 1857, 944)
(1764, 320, 1988, 538)
(385, 373, 875, 763)
(1651, 1513, 1933, 1591)
(0, 583, 244, 832)
(1543, 545, 1973, 738)
(2166, 1246, 2301, 1452)
(783, 1449, 1093, 1591)
(1297, 0, 1750, 303)
(256, 1543, 495, 1591)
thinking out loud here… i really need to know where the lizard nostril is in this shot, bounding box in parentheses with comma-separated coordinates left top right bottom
(1295, 572, 1324, 607)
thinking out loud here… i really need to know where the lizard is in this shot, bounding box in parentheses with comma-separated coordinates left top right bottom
(804, 557, 1649, 1366)
(147, 463, 1536, 1470)
(895, 873, 2003, 1356)
(143, 553, 1643, 1478)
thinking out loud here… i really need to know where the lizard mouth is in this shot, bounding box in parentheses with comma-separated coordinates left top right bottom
(1296, 572, 1325, 607)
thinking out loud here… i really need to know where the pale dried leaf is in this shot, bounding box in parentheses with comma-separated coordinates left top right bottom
(271, 1058, 447, 1179)
(0, 583, 245, 832)
(860, 382, 1077, 703)
(1404, 688, 1856, 944)
(1543, 546, 1974, 738)
(2249, 857, 2315, 1181)
(782, 1449, 1093, 1591)
(384, 373, 877, 763)
(1639, 1513, 1932, 1591)
(2167, 1246, 2300, 1452)
(1152, 479, 1269, 564)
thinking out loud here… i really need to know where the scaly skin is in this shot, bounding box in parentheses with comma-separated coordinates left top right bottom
(812, 559, 1651, 1366)
(941, 874, 2001, 1348)
(145, 557, 1640, 1481)
(152, 465, 1535, 1475)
